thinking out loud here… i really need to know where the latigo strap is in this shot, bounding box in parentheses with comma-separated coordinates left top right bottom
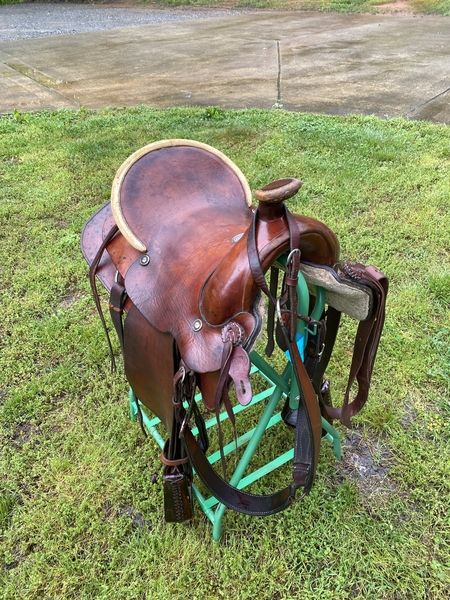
(315, 264, 389, 427)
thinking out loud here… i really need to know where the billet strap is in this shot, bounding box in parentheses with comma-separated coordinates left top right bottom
(265, 267, 279, 357)
(213, 324, 237, 472)
(320, 265, 388, 426)
(311, 307, 341, 416)
(109, 274, 128, 353)
(88, 224, 119, 371)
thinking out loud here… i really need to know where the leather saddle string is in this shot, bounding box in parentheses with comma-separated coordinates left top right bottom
(214, 337, 239, 476)
(88, 224, 119, 372)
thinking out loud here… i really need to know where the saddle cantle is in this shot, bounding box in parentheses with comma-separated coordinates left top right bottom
(81, 139, 388, 522)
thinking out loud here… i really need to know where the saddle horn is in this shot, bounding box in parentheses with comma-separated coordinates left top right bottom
(255, 177, 303, 220)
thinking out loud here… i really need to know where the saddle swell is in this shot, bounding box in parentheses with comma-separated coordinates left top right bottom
(200, 212, 338, 327)
(81, 139, 387, 522)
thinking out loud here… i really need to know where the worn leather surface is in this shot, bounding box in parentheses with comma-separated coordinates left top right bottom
(123, 305, 175, 431)
(81, 143, 339, 415)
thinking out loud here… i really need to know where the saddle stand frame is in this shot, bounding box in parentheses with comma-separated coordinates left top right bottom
(129, 273, 341, 541)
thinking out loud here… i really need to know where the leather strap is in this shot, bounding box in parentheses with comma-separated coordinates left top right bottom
(179, 307, 322, 517)
(265, 266, 279, 357)
(89, 224, 119, 371)
(247, 207, 322, 492)
(179, 266, 387, 515)
(310, 307, 341, 416)
(182, 424, 299, 516)
(109, 277, 128, 353)
(318, 266, 388, 426)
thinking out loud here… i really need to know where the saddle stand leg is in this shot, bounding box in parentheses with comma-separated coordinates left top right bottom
(129, 364, 341, 541)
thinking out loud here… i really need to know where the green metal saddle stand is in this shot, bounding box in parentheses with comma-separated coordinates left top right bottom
(128, 270, 341, 541)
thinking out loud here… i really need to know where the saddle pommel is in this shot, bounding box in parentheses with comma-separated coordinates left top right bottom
(255, 178, 302, 220)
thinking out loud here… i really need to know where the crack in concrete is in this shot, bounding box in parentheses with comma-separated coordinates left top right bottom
(406, 84, 450, 118)
(276, 40, 282, 107)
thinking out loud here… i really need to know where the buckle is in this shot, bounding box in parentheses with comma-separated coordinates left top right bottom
(276, 298, 283, 323)
(317, 342, 325, 361)
(174, 365, 186, 385)
(286, 248, 301, 267)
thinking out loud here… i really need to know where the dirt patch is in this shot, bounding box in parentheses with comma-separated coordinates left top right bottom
(0, 388, 7, 405)
(400, 403, 418, 428)
(11, 422, 42, 447)
(117, 504, 146, 528)
(339, 430, 397, 503)
(2, 544, 27, 572)
(59, 293, 80, 308)
(373, 0, 416, 14)
(102, 500, 147, 528)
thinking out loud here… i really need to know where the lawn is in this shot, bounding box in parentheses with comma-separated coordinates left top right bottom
(0, 107, 449, 598)
(145, 0, 450, 16)
(1, 0, 450, 15)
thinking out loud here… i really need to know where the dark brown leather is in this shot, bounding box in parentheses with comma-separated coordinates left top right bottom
(200, 212, 338, 329)
(123, 305, 175, 431)
(321, 264, 389, 427)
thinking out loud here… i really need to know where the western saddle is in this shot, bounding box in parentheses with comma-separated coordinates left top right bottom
(81, 139, 388, 521)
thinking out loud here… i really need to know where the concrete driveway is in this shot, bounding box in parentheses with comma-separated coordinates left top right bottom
(1, 4, 449, 122)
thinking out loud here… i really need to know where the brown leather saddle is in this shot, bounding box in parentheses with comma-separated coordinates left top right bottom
(81, 140, 388, 521)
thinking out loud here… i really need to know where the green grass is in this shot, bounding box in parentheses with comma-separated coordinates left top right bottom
(149, 0, 450, 14)
(142, 0, 450, 14)
(1, 107, 449, 598)
(1, 0, 450, 15)
(411, 0, 450, 14)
